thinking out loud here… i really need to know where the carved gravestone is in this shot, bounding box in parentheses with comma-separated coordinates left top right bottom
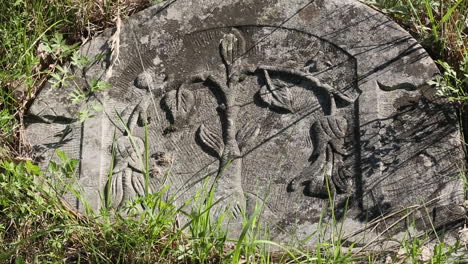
(26, 0, 465, 244)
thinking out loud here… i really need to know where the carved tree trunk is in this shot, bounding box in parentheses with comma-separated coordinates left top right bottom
(211, 31, 247, 214)
(216, 85, 245, 214)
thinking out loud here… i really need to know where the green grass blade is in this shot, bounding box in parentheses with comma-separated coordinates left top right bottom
(105, 128, 117, 209)
(11, 20, 63, 70)
(423, 0, 439, 41)
(437, 0, 464, 29)
(144, 121, 150, 195)
(231, 202, 264, 263)
(405, 0, 423, 31)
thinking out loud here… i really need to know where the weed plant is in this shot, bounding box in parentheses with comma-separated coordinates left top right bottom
(1, 154, 466, 262)
(0, 0, 153, 157)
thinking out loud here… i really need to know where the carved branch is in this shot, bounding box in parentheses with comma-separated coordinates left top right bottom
(257, 65, 355, 104)
(258, 69, 294, 113)
(184, 72, 228, 94)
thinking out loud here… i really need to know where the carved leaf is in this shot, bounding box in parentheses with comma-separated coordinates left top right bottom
(162, 87, 195, 124)
(132, 172, 146, 196)
(236, 121, 260, 151)
(259, 70, 293, 113)
(289, 143, 332, 198)
(289, 117, 351, 198)
(197, 124, 224, 158)
(110, 170, 124, 208)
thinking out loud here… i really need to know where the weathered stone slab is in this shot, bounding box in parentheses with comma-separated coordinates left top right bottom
(25, 0, 465, 245)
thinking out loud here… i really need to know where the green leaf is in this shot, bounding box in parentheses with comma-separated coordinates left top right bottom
(49, 72, 61, 80)
(91, 103, 103, 112)
(64, 159, 79, 177)
(90, 79, 111, 93)
(24, 161, 41, 176)
(71, 52, 92, 69)
(79, 108, 94, 122)
(38, 42, 53, 54)
(48, 161, 59, 174)
(55, 65, 68, 74)
(437, 0, 464, 30)
(55, 149, 69, 163)
(423, 0, 438, 41)
(71, 88, 87, 104)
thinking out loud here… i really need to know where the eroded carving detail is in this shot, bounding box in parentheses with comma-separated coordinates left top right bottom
(109, 27, 357, 214)
(128, 69, 167, 133)
(107, 70, 169, 208)
(108, 136, 157, 209)
(254, 65, 355, 198)
(288, 95, 352, 198)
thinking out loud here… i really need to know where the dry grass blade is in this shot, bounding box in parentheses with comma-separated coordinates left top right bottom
(350, 194, 453, 254)
(105, 7, 122, 80)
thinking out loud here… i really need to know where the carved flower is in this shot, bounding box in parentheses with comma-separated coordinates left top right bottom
(134, 71, 153, 90)
(220, 29, 245, 68)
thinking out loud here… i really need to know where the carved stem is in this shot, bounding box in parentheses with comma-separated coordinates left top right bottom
(215, 32, 246, 210)
(216, 78, 245, 211)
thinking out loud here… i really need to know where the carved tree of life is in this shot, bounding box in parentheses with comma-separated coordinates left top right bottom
(159, 29, 251, 216)
(196, 30, 249, 216)
(162, 28, 357, 216)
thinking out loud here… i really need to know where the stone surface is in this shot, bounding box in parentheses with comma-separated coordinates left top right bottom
(25, 0, 465, 245)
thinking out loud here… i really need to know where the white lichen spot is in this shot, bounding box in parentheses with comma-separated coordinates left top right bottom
(153, 56, 162, 66)
(449, 135, 460, 146)
(421, 154, 433, 167)
(140, 35, 149, 44)
(166, 8, 183, 20)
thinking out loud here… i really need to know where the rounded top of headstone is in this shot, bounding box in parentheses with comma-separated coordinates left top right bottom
(26, 0, 464, 246)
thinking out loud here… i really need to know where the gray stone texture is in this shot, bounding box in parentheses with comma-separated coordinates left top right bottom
(26, 0, 465, 245)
